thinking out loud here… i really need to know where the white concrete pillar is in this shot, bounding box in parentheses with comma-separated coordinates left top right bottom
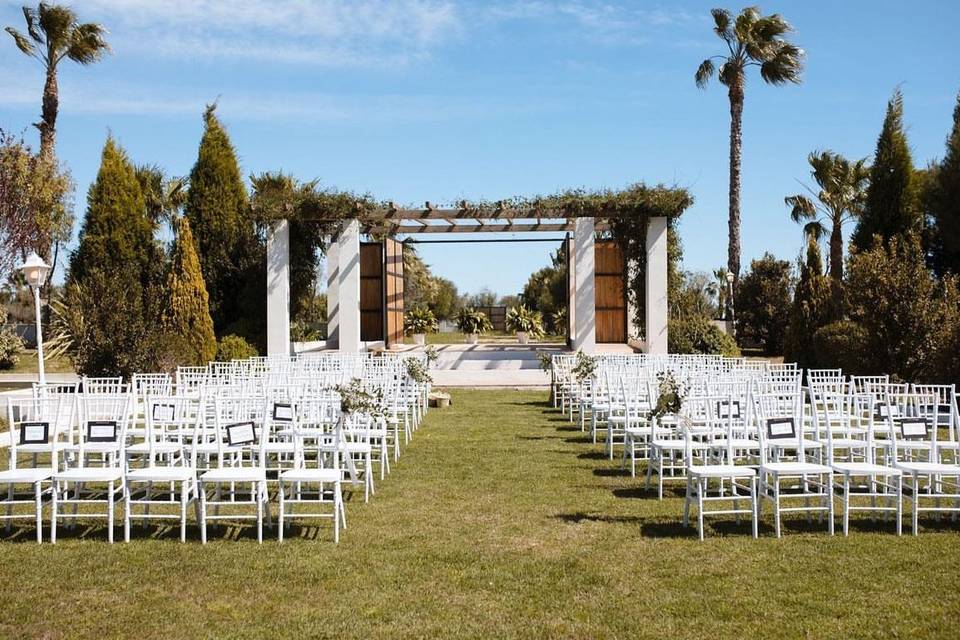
(645, 216, 669, 354)
(338, 219, 361, 352)
(325, 235, 339, 349)
(572, 218, 596, 353)
(266, 220, 290, 356)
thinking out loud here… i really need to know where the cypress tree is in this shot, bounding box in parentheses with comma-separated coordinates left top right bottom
(184, 104, 255, 333)
(784, 239, 841, 370)
(69, 136, 159, 285)
(164, 216, 216, 365)
(932, 93, 960, 274)
(851, 90, 921, 250)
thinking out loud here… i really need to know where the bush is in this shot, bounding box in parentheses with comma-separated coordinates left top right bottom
(734, 253, 793, 355)
(784, 240, 843, 370)
(404, 306, 438, 335)
(455, 307, 492, 335)
(506, 305, 544, 337)
(0, 325, 23, 369)
(812, 321, 870, 374)
(668, 316, 740, 357)
(216, 334, 258, 361)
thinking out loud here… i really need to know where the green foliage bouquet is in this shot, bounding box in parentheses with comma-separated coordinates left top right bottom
(404, 307, 438, 335)
(650, 371, 687, 421)
(506, 305, 544, 337)
(455, 307, 492, 335)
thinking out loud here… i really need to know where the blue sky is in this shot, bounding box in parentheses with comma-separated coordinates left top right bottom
(2, 0, 959, 297)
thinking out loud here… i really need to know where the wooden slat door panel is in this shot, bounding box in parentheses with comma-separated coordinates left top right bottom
(595, 240, 627, 343)
(385, 239, 404, 346)
(360, 242, 384, 342)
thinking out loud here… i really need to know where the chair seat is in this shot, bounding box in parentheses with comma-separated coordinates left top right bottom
(127, 466, 195, 482)
(62, 443, 123, 455)
(340, 442, 372, 454)
(200, 467, 266, 483)
(761, 462, 833, 475)
(280, 468, 341, 483)
(711, 438, 760, 449)
(651, 440, 709, 451)
(54, 467, 123, 483)
(831, 462, 901, 476)
(770, 440, 824, 450)
(826, 438, 869, 449)
(125, 442, 182, 455)
(895, 461, 960, 475)
(0, 468, 53, 483)
(689, 465, 756, 478)
(264, 442, 296, 454)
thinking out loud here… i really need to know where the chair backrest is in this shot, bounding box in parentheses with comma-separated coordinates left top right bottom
(751, 380, 805, 463)
(142, 394, 203, 468)
(212, 395, 268, 468)
(82, 376, 128, 395)
(6, 395, 66, 467)
(73, 393, 131, 467)
(886, 390, 943, 461)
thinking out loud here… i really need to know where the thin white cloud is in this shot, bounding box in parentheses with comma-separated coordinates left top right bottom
(60, 0, 461, 68)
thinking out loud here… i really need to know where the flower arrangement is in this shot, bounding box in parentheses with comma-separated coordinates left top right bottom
(649, 371, 687, 421)
(537, 351, 553, 372)
(506, 305, 544, 338)
(334, 378, 388, 418)
(424, 345, 440, 365)
(571, 350, 597, 383)
(455, 307, 493, 335)
(404, 306, 438, 336)
(406, 357, 433, 385)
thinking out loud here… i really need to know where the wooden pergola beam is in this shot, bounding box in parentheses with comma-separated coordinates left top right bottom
(385, 221, 610, 234)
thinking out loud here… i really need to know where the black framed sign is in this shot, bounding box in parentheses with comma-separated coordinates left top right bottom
(87, 421, 118, 443)
(766, 417, 796, 440)
(899, 418, 930, 440)
(151, 403, 176, 422)
(716, 400, 741, 420)
(272, 402, 294, 422)
(19, 421, 49, 445)
(226, 421, 257, 446)
(874, 404, 901, 420)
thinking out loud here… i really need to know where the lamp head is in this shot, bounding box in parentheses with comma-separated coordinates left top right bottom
(19, 252, 50, 288)
(725, 271, 735, 284)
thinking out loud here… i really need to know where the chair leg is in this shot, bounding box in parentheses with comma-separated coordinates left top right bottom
(180, 482, 188, 543)
(107, 481, 115, 544)
(199, 481, 208, 544)
(50, 481, 58, 544)
(256, 482, 263, 544)
(773, 475, 782, 539)
(842, 475, 850, 537)
(827, 473, 835, 535)
(34, 482, 43, 544)
(683, 477, 692, 527)
(278, 480, 285, 543)
(896, 475, 903, 536)
(124, 483, 132, 543)
(697, 477, 705, 541)
(751, 477, 758, 539)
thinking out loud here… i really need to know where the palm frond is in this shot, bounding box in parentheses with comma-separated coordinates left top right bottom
(66, 22, 110, 64)
(759, 43, 804, 85)
(36, 2, 75, 51)
(803, 221, 826, 243)
(5, 27, 37, 57)
(695, 58, 715, 88)
(22, 6, 42, 44)
(786, 194, 817, 222)
(710, 8, 734, 42)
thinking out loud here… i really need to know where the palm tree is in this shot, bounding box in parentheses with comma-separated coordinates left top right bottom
(6, 2, 109, 161)
(785, 150, 869, 281)
(695, 6, 804, 283)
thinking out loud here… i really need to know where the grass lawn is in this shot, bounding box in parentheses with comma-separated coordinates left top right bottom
(3, 349, 75, 375)
(0, 389, 958, 638)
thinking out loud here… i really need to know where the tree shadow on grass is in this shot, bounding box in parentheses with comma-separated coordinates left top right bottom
(553, 512, 647, 525)
(577, 451, 610, 461)
(552, 424, 581, 432)
(593, 467, 629, 477)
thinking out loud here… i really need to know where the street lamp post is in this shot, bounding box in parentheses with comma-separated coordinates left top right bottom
(725, 271, 736, 324)
(19, 252, 51, 386)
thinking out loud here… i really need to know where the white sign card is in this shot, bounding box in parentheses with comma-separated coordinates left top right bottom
(273, 402, 294, 422)
(19, 421, 49, 445)
(899, 418, 929, 440)
(766, 417, 796, 440)
(716, 400, 741, 419)
(87, 421, 118, 443)
(226, 421, 257, 446)
(152, 403, 176, 422)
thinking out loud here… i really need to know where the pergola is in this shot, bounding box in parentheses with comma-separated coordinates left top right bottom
(264, 204, 669, 355)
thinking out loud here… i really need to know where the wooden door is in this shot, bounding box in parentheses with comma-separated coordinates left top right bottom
(595, 240, 627, 343)
(384, 239, 405, 347)
(360, 242, 383, 342)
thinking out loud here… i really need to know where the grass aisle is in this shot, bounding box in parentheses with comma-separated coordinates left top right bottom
(0, 389, 958, 638)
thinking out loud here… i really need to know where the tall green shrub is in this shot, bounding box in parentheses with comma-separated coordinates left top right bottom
(931, 93, 960, 276)
(163, 216, 216, 365)
(734, 253, 792, 355)
(69, 136, 160, 286)
(185, 104, 257, 334)
(784, 240, 841, 369)
(851, 90, 921, 250)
